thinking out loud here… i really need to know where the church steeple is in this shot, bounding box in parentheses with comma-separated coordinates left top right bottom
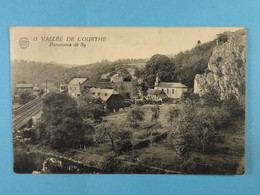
(155, 76, 160, 87)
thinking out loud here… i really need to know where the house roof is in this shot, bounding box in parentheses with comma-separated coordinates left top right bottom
(96, 82, 113, 89)
(147, 89, 168, 99)
(33, 86, 40, 91)
(16, 83, 34, 88)
(101, 72, 110, 79)
(89, 88, 120, 102)
(147, 89, 164, 95)
(156, 82, 187, 88)
(69, 78, 88, 85)
(111, 73, 122, 78)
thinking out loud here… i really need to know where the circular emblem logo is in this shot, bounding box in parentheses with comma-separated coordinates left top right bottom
(19, 37, 29, 48)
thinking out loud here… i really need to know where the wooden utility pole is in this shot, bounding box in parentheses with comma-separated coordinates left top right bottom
(45, 80, 48, 96)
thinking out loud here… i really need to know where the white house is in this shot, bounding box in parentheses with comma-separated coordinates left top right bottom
(154, 77, 188, 99)
(68, 78, 88, 98)
(145, 89, 168, 102)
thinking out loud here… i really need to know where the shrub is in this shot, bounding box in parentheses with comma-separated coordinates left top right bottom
(126, 106, 145, 127)
(217, 34, 228, 43)
(18, 91, 36, 105)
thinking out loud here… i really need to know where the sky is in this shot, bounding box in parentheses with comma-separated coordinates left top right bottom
(10, 27, 244, 66)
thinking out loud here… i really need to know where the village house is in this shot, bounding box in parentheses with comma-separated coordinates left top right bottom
(68, 78, 88, 98)
(15, 83, 34, 94)
(154, 77, 188, 99)
(110, 73, 124, 83)
(145, 89, 168, 102)
(89, 88, 125, 112)
(100, 72, 111, 82)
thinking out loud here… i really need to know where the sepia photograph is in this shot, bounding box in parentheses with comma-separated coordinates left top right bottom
(10, 27, 246, 174)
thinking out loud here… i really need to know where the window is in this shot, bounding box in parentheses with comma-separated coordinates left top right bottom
(104, 93, 108, 96)
(97, 93, 101, 96)
(172, 89, 174, 94)
(92, 92, 95, 95)
(167, 89, 169, 94)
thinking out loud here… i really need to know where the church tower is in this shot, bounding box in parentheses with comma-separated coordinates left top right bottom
(155, 76, 160, 87)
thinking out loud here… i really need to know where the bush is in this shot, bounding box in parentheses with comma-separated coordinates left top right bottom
(223, 94, 244, 117)
(126, 106, 145, 127)
(217, 34, 228, 43)
(18, 91, 36, 105)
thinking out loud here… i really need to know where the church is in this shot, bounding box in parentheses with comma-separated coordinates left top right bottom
(153, 77, 188, 99)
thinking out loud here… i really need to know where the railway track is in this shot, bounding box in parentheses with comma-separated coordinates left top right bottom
(12, 98, 42, 116)
(12, 100, 42, 130)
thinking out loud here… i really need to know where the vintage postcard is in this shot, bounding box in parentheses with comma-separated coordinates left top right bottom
(10, 27, 246, 174)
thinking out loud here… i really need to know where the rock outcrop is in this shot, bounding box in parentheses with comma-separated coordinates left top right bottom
(194, 29, 246, 107)
(41, 158, 63, 173)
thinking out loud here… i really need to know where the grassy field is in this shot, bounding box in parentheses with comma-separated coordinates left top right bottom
(105, 103, 173, 127)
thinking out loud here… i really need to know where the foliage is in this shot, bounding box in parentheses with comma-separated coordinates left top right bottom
(94, 121, 132, 151)
(181, 90, 200, 102)
(223, 94, 245, 117)
(168, 94, 231, 156)
(151, 105, 160, 122)
(144, 54, 176, 88)
(173, 40, 216, 88)
(38, 93, 93, 151)
(11, 60, 66, 84)
(132, 80, 148, 98)
(118, 68, 132, 81)
(78, 101, 107, 120)
(78, 90, 108, 120)
(165, 106, 179, 127)
(168, 86, 244, 157)
(217, 33, 228, 44)
(18, 91, 36, 105)
(137, 41, 216, 89)
(126, 106, 145, 127)
(200, 87, 222, 107)
(59, 58, 146, 84)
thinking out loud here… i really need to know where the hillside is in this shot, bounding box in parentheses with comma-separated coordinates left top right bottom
(172, 40, 216, 88)
(11, 60, 67, 94)
(11, 60, 67, 83)
(194, 29, 246, 107)
(59, 59, 146, 83)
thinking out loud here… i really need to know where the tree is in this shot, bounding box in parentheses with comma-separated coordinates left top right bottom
(200, 87, 222, 107)
(165, 106, 179, 127)
(144, 54, 175, 88)
(172, 40, 216, 88)
(18, 91, 36, 105)
(151, 105, 160, 123)
(168, 99, 226, 156)
(78, 102, 107, 120)
(38, 93, 92, 151)
(223, 94, 244, 117)
(94, 121, 131, 151)
(126, 106, 145, 127)
(78, 91, 108, 120)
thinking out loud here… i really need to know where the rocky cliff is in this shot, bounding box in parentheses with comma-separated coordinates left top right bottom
(194, 29, 246, 107)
